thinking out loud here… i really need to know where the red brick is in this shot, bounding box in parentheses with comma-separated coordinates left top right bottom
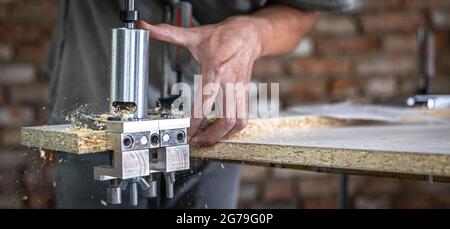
(0, 128, 21, 145)
(273, 168, 332, 180)
(383, 33, 417, 53)
(354, 196, 393, 209)
(363, 77, 397, 98)
(401, 0, 450, 9)
(281, 80, 328, 106)
(431, 10, 450, 30)
(262, 180, 295, 201)
(298, 178, 336, 198)
(383, 34, 417, 53)
(354, 0, 400, 11)
(398, 76, 418, 95)
(356, 55, 416, 76)
(240, 165, 268, 182)
(313, 15, 357, 36)
(0, 64, 36, 85)
(0, 86, 5, 104)
(357, 0, 450, 10)
(359, 178, 401, 195)
(316, 37, 378, 55)
(0, 106, 35, 127)
(0, 4, 6, 20)
(252, 58, 285, 78)
(431, 77, 450, 94)
(0, 149, 27, 171)
(436, 51, 450, 76)
(9, 83, 48, 104)
(0, 24, 44, 44)
(299, 171, 334, 179)
(435, 32, 450, 50)
(347, 176, 367, 196)
(402, 179, 450, 196)
(8, 0, 58, 24)
(238, 184, 259, 202)
(394, 197, 435, 208)
(15, 43, 50, 64)
(244, 201, 297, 209)
(0, 44, 13, 61)
(0, 197, 23, 208)
(272, 168, 304, 179)
(330, 78, 362, 99)
(360, 12, 424, 33)
(289, 57, 351, 76)
(302, 198, 336, 209)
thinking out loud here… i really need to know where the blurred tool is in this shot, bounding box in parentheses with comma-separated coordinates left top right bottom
(417, 27, 435, 95)
(407, 28, 450, 109)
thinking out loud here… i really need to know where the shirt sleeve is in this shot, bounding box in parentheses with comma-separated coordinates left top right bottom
(279, 0, 357, 12)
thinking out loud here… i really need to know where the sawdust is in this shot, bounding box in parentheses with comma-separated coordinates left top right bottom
(66, 127, 93, 133)
(229, 116, 373, 140)
(111, 102, 137, 116)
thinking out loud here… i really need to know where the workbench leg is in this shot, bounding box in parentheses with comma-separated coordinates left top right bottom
(337, 174, 349, 209)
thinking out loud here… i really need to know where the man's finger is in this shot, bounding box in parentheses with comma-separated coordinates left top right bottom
(223, 91, 248, 139)
(190, 117, 236, 144)
(188, 70, 221, 140)
(191, 79, 237, 144)
(136, 21, 194, 48)
(222, 61, 251, 139)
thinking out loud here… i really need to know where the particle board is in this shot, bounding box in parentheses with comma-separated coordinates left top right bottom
(21, 116, 367, 154)
(192, 123, 450, 180)
(20, 113, 450, 180)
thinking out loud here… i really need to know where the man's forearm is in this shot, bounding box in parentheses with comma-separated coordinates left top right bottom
(137, 5, 319, 144)
(248, 4, 318, 57)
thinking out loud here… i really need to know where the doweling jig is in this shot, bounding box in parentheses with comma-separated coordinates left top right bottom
(87, 0, 192, 206)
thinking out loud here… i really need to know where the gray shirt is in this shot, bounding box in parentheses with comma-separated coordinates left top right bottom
(46, 0, 354, 209)
(45, 0, 354, 123)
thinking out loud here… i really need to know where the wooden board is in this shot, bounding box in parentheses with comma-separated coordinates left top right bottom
(193, 123, 450, 181)
(21, 125, 107, 153)
(21, 116, 368, 154)
(20, 112, 450, 181)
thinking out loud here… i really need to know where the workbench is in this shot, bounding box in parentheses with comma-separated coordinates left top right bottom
(21, 105, 450, 182)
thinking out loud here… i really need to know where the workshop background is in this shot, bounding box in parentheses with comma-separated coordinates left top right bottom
(0, 0, 450, 208)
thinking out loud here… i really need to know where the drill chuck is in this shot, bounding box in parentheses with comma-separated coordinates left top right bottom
(121, 0, 139, 28)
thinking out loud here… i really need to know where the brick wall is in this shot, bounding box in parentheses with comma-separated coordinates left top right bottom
(0, 0, 449, 208)
(0, 0, 57, 208)
(248, 0, 450, 208)
(254, 0, 450, 106)
(239, 166, 450, 209)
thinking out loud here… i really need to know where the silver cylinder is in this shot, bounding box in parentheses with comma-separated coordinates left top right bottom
(110, 28, 149, 119)
(129, 181, 138, 206)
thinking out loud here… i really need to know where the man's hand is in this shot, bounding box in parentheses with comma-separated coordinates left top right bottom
(137, 5, 317, 144)
(138, 16, 261, 144)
